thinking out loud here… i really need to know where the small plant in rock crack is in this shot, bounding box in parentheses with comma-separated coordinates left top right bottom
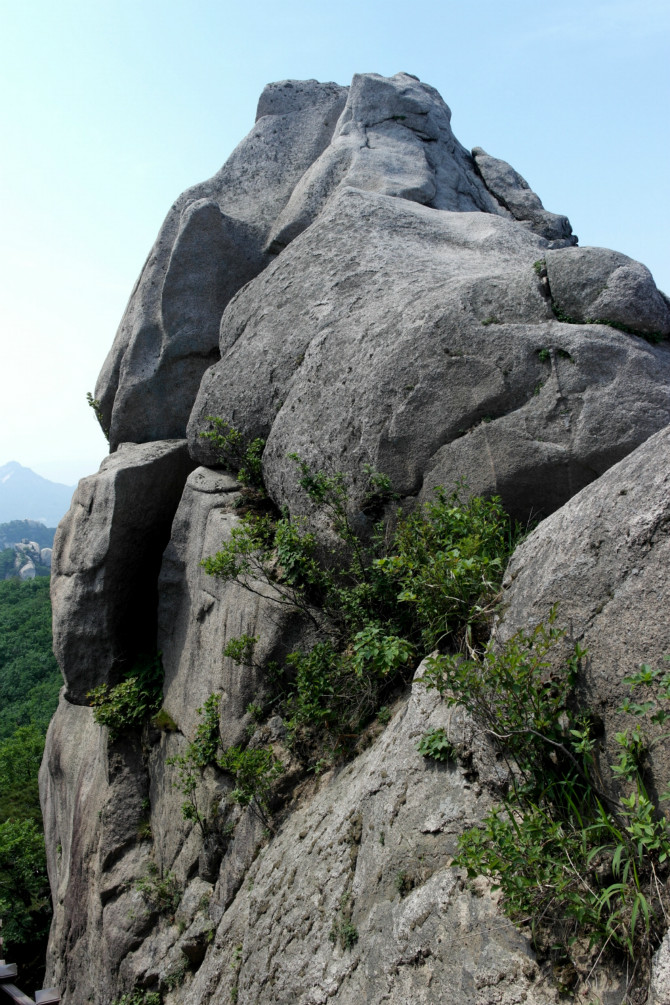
(417, 727, 455, 763)
(135, 862, 182, 918)
(168, 693, 222, 835)
(86, 390, 110, 441)
(329, 893, 358, 950)
(199, 416, 266, 493)
(162, 955, 190, 991)
(423, 617, 670, 996)
(111, 992, 161, 1005)
(88, 653, 163, 739)
(169, 693, 283, 835)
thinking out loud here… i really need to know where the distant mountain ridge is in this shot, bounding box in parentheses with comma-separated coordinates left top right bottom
(0, 462, 74, 525)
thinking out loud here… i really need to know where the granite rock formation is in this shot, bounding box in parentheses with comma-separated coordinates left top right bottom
(41, 71, 670, 1005)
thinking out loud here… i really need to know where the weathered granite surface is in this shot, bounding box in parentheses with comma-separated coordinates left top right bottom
(189, 185, 670, 521)
(96, 80, 347, 449)
(51, 440, 195, 702)
(157, 466, 304, 744)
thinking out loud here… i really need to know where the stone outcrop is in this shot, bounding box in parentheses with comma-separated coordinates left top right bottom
(51, 441, 195, 703)
(41, 71, 670, 1005)
(96, 80, 347, 450)
(189, 184, 670, 521)
(472, 146, 575, 244)
(544, 246, 670, 337)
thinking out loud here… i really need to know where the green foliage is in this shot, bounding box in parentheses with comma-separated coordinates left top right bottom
(135, 862, 181, 917)
(0, 724, 45, 823)
(329, 893, 358, 950)
(218, 745, 283, 814)
(0, 577, 60, 984)
(0, 818, 51, 951)
(168, 694, 222, 832)
(424, 624, 670, 986)
(169, 694, 282, 834)
(379, 486, 514, 651)
(223, 634, 259, 667)
(86, 391, 109, 441)
(0, 548, 16, 579)
(0, 521, 56, 551)
(0, 577, 61, 739)
(111, 992, 161, 1005)
(199, 416, 266, 491)
(88, 653, 163, 739)
(152, 708, 178, 732)
(206, 462, 516, 766)
(417, 727, 455, 763)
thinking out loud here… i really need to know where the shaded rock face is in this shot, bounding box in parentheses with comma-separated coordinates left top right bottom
(41, 71, 670, 1005)
(51, 441, 195, 703)
(472, 147, 575, 245)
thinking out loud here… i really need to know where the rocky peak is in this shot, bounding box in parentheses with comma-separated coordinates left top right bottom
(42, 73, 670, 1005)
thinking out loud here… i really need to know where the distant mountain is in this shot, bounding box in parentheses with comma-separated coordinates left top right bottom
(0, 462, 74, 525)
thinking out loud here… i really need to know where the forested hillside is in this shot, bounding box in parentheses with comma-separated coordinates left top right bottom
(0, 577, 61, 987)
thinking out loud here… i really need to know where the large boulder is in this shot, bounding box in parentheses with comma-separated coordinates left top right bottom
(472, 147, 575, 244)
(497, 424, 670, 787)
(51, 440, 195, 703)
(189, 185, 670, 521)
(97, 80, 347, 449)
(545, 246, 670, 337)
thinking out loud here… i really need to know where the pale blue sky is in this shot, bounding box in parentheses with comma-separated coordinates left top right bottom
(1, 0, 668, 485)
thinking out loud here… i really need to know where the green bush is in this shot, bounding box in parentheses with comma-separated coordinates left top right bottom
(422, 620, 670, 989)
(416, 727, 455, 763)
(88, 654, 163, 739)
(378, 486, 513, 651)
(111, 991, 161, 1005)
(204, 455, 517, 764)
(218, 745, 283, 819)
(135, 862, 181, 917)
(199, 416, 266, 492)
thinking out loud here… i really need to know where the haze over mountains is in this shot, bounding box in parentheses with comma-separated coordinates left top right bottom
(0, 462, 75, 525)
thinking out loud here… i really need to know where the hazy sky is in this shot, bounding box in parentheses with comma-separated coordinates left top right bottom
(1, 0, 668, 485)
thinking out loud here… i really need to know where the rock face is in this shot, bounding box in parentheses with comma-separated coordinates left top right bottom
(544, 246, 670, 336)
(51, 441, 195, 703)
(96, 80, 347, 449)
(189, 184, 670, 520)
(497, 424, 670, 788)
(41, 71, 670, 1005)
(157, 467, 301, 744)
